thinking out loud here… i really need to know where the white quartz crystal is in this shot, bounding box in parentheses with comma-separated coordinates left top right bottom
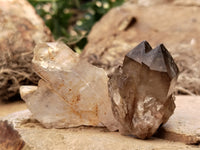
(20, 42, 118, 130)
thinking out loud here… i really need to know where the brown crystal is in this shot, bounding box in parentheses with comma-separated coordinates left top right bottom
(108, 41, 179, 139)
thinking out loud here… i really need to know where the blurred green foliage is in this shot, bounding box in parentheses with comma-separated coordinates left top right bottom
(28, 0, 125, 51)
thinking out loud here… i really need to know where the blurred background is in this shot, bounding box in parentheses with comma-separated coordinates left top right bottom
(28, 0, 125, 51)
(0, 0, 125, 103)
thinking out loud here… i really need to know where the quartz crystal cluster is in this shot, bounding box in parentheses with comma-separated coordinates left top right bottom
(20, 41, 179, 139)
(108, 41, 179, 139)
(20, 42, 118, 130)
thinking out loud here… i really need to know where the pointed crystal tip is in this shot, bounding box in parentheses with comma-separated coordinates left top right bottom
(125, 41, 179, 78)
(126, 41, 152, 64)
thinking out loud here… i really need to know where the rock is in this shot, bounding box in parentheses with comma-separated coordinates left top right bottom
(0, 0, 53, 101)
(20, 42, 118, 130)
(108, 41, 179, 139)
(132, 0, 172, 6)
(130, 0, 200, 6)
(0, 105, 200, 150)
(0, 121, 25, 150)
(156, 96, 200, 144)
(173, 0, 200, 6)
(81, 3, 200, 95)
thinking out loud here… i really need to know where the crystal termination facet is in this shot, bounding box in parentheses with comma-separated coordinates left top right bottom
(108, 41, 179, 139)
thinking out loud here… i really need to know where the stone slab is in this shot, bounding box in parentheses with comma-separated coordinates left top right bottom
(0, 110, 198, 150)
(157, 96, 200, 144)
(1, 96, 200, 149)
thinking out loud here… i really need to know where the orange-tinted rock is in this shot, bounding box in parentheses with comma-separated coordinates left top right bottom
(108, 41, 179, 139)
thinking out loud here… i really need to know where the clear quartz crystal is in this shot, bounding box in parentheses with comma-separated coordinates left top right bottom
(20, 42, 118, 130)
(108, 41, 179, 139)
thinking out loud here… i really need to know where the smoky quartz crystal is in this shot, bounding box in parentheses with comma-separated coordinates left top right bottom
(108, 41, 179, 139)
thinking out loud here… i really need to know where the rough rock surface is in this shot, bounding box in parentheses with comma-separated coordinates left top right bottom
(0, 0, 53, 101)
(1, 99, 200, 150)
(20, 42, 118, 130)
(108, 41, 179, 139)
(156, 96, 200, 144)
(173, 0, 200, 6)
(0, 121, 25, 150)
(130, 0, 200, 7)
(81, 2, 200, 95)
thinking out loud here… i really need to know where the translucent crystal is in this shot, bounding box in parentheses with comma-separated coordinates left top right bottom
(20, 42, 118, 130)
(108, 41, 179, 139)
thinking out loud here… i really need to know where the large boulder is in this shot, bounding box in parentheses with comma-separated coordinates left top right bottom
(81, 1, 200, 95)
(0, 0, 53, 101)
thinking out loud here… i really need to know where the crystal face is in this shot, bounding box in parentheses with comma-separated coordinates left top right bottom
(20, 41, 179, 139)
(20, 42, 118, 130)
(108, 41, 179, 139)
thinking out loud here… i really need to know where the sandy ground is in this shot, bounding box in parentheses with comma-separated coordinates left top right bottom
(0, 101, 27, 117)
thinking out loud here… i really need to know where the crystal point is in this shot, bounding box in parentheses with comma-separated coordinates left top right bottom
(126, 41, 152, 64)
(20, 42, 118, 130)
(108, 41, 179, 139)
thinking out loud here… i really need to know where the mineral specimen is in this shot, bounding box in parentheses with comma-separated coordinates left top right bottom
(20, 42, 118, 130)
(108, 41, 179, 139)
(20, 41, 179, 139)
